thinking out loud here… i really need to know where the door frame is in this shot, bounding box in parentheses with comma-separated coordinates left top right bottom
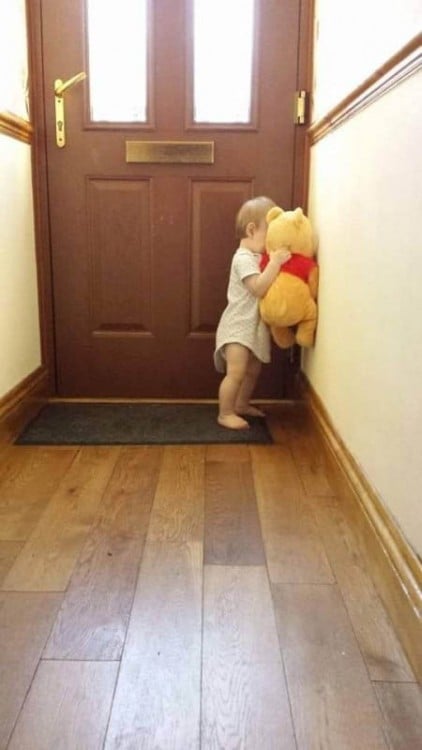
(26, 0, 315, 398)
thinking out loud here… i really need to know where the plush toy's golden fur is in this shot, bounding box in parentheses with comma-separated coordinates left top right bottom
(260, 207, 319, 348)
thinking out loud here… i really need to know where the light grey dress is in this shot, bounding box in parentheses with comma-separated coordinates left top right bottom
(214, 248, 271, 373)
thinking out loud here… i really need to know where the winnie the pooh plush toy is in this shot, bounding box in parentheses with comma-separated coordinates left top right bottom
(259, 206, 318, 348)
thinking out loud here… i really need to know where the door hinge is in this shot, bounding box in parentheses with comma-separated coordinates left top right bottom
(294, 90, 307, 125)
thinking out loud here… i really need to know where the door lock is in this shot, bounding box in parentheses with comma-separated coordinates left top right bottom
(54, 72, 86, 148)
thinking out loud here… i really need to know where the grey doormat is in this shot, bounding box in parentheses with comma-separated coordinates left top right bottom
(15, 403, 273, 445)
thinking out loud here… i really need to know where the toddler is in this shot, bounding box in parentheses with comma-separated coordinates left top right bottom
(214, 196, 291, 429)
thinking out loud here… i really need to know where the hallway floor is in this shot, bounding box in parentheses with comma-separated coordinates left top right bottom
(0, 404, 420, 749)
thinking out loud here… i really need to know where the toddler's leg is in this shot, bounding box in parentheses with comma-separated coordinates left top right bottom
(235, 353, 265, 417)
(218, 344, 250, 429)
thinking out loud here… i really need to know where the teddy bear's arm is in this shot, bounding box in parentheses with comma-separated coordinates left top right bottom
(308, 266, 319, 300)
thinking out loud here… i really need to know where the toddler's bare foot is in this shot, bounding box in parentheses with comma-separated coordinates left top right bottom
(236, 404, 265, 418)
(218, 413, 249, 430)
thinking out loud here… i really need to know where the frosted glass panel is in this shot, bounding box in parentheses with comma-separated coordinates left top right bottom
(193, 0, 255, 123)
(87, 0, 148, 122)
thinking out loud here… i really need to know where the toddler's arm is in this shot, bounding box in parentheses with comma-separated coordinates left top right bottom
(244, 248, 291, 298)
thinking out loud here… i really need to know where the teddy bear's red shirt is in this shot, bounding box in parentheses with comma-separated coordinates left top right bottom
(260, 251, 317, 282)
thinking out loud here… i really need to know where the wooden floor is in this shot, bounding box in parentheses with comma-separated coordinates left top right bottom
(0, 404, 421, 749)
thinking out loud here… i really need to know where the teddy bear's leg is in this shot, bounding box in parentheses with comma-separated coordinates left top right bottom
(295, 298, 317, 347)
(271, 326, 296, 349)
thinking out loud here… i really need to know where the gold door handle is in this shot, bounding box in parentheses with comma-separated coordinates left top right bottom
(54, 72, 86, 148)
(54, 72, 86, 97)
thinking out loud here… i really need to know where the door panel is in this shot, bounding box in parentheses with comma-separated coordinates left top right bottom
(41, 0, 303, 397)
(87, 179, 152, 336)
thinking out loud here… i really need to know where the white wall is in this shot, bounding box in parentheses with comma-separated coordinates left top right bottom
(0, 134, 42, 398)
(313, 0, 420, 118)
(305, 2, 422, 556)
(0, 0, 42, 400)
(0, 0, 29, 118)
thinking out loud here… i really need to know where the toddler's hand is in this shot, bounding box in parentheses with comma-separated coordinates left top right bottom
(272, 246, 292, 266)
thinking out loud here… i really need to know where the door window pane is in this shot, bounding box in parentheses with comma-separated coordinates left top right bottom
(86, 0, 148, 122)
(193, 0, 255, 124)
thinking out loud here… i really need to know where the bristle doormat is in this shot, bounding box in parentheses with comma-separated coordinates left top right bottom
(15, 403, 273, 445)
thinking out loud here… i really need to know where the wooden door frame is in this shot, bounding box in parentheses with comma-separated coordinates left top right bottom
(26, 0, 57, 395)
(292, 0, 315, 211)
(26, 0, 315, 399)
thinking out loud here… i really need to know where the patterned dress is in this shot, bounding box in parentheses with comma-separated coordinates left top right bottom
(214, 248, 271, 373)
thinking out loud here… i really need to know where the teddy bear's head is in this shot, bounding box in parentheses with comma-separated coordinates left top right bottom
(266, 206, 315, 258)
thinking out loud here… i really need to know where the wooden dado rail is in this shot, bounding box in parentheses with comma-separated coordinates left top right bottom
(0, 111, 33, 144)
(308, 33, 422, 144)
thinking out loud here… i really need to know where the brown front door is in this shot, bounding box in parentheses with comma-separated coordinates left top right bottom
(40, 0, 304, 398)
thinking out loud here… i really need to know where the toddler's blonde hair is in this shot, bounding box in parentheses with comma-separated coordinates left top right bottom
(235, 195, 276, 240)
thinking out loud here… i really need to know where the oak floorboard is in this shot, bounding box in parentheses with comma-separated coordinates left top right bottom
(206, 445, 250, 462)
(273, 583, 388, 749)
(0, 592, 62, 748)
(1, 447, 119, 591)
(202, 565, 296, 750)
(104, 541, 203, 749)
(280, 406, 335, 497)
(0, 421, 418, 747)
(251, 445, 334, 583)
(374, 682, 422, 750)
(0, 541, 23, 585)
(308, 494, 415, 682)
(0, 446, 77, 540)
(205, 461, 265, 565)
(0, 445, 27, 485)
(105, 446, 204, 745)
(7, 660, 118, 750)
(265, 411, 290, 446)
(146, 446, 205, 543)
(43, 446, 163, 660)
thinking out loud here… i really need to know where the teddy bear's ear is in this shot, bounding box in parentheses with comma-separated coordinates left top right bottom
(292, 207, 305, 228)
(266, 206, 283, 223)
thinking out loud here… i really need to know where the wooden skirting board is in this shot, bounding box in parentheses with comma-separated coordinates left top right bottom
(301, 374, 422, 682)
(0, 366, 48, 444)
